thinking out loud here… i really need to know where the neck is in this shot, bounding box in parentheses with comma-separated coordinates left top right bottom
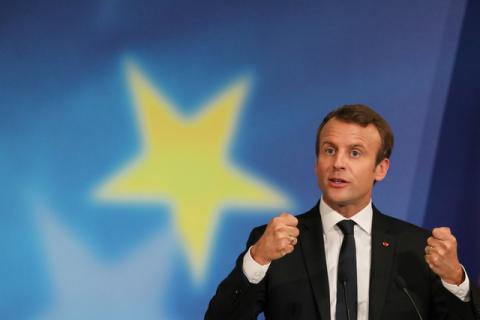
(323, 198, 371, 218)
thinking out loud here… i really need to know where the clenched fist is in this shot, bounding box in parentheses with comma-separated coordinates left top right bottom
(250, 213, 299, 265)
(425, 227, 465, 285)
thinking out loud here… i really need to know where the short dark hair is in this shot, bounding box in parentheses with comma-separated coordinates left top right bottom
(315, 104, 394, 165)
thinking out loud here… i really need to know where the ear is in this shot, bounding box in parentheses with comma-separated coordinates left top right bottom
(374, 158, 390, 182)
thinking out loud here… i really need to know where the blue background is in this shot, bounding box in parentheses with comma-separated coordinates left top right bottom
(0, 1, 478, 318)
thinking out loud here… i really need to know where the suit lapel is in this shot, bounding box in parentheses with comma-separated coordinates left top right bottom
(369, 207, 396, 320)
(299, 203, 331, 320)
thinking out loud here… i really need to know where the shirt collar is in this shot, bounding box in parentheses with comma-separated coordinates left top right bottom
(319, 197, 373, 235)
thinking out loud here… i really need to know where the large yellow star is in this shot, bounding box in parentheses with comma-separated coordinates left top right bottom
(94, 63, 291, 280)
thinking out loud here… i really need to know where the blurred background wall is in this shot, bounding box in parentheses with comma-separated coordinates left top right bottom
(0, 1, 478, 318)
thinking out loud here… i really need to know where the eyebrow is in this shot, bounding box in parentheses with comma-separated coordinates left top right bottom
(322, 140, 365, 148)
(321, 141, 336, 146)
(321, 141, 367, 150)
(349, 144, 366, 150)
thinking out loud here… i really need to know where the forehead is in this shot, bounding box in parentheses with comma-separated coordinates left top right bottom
(319, 118, 381, 148)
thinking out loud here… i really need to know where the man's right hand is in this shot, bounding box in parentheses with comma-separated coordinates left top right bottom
(250, 213, 299, 265)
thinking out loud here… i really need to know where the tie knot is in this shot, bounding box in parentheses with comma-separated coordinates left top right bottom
(337, 220, 355, 235)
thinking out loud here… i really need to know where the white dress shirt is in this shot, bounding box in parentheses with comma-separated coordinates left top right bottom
(243, 198, 470, 319)
(320, 198, 372, 319)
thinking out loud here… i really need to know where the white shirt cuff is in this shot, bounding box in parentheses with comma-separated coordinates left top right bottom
(242, 246, 270, 284)
(441, 266, 471, 302)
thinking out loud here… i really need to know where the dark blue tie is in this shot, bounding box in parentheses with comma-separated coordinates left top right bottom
(336, 220, 357, 320)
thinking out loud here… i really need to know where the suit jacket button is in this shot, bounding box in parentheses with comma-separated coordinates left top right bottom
(233, 288, 242, 302)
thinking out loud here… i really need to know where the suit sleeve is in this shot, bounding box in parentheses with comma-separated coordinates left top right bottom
(389, 218, 478, 320)
(429, 264, 479, 319)
(471, 285, 480, 319)
(204, 226, 267, 320)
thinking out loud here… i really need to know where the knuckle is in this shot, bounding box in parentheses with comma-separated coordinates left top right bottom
(287, 227, 296, 235)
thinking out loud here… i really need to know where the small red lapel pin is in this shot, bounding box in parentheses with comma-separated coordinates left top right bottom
(382, 241, 390, 247)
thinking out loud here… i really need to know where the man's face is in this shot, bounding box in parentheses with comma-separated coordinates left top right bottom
(315, 118, 390, 217)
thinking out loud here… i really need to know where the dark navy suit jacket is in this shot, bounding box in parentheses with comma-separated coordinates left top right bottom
(206, 202, 480, 319)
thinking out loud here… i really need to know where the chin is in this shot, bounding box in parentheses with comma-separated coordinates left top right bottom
(323, 194, 349, 206)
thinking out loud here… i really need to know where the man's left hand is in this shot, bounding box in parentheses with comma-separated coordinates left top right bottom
(425, 227, 465, 285)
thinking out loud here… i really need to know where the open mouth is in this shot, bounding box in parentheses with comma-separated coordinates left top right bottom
(328, 178, 348, 186)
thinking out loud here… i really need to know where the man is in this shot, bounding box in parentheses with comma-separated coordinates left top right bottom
(205, 104, 479, 319)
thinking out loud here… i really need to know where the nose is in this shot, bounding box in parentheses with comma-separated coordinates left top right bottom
(333, 151, 346, 170)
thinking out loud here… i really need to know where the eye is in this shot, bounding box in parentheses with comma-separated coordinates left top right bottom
(350, 149, 361, 158)
(324, 147, 335, 156)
